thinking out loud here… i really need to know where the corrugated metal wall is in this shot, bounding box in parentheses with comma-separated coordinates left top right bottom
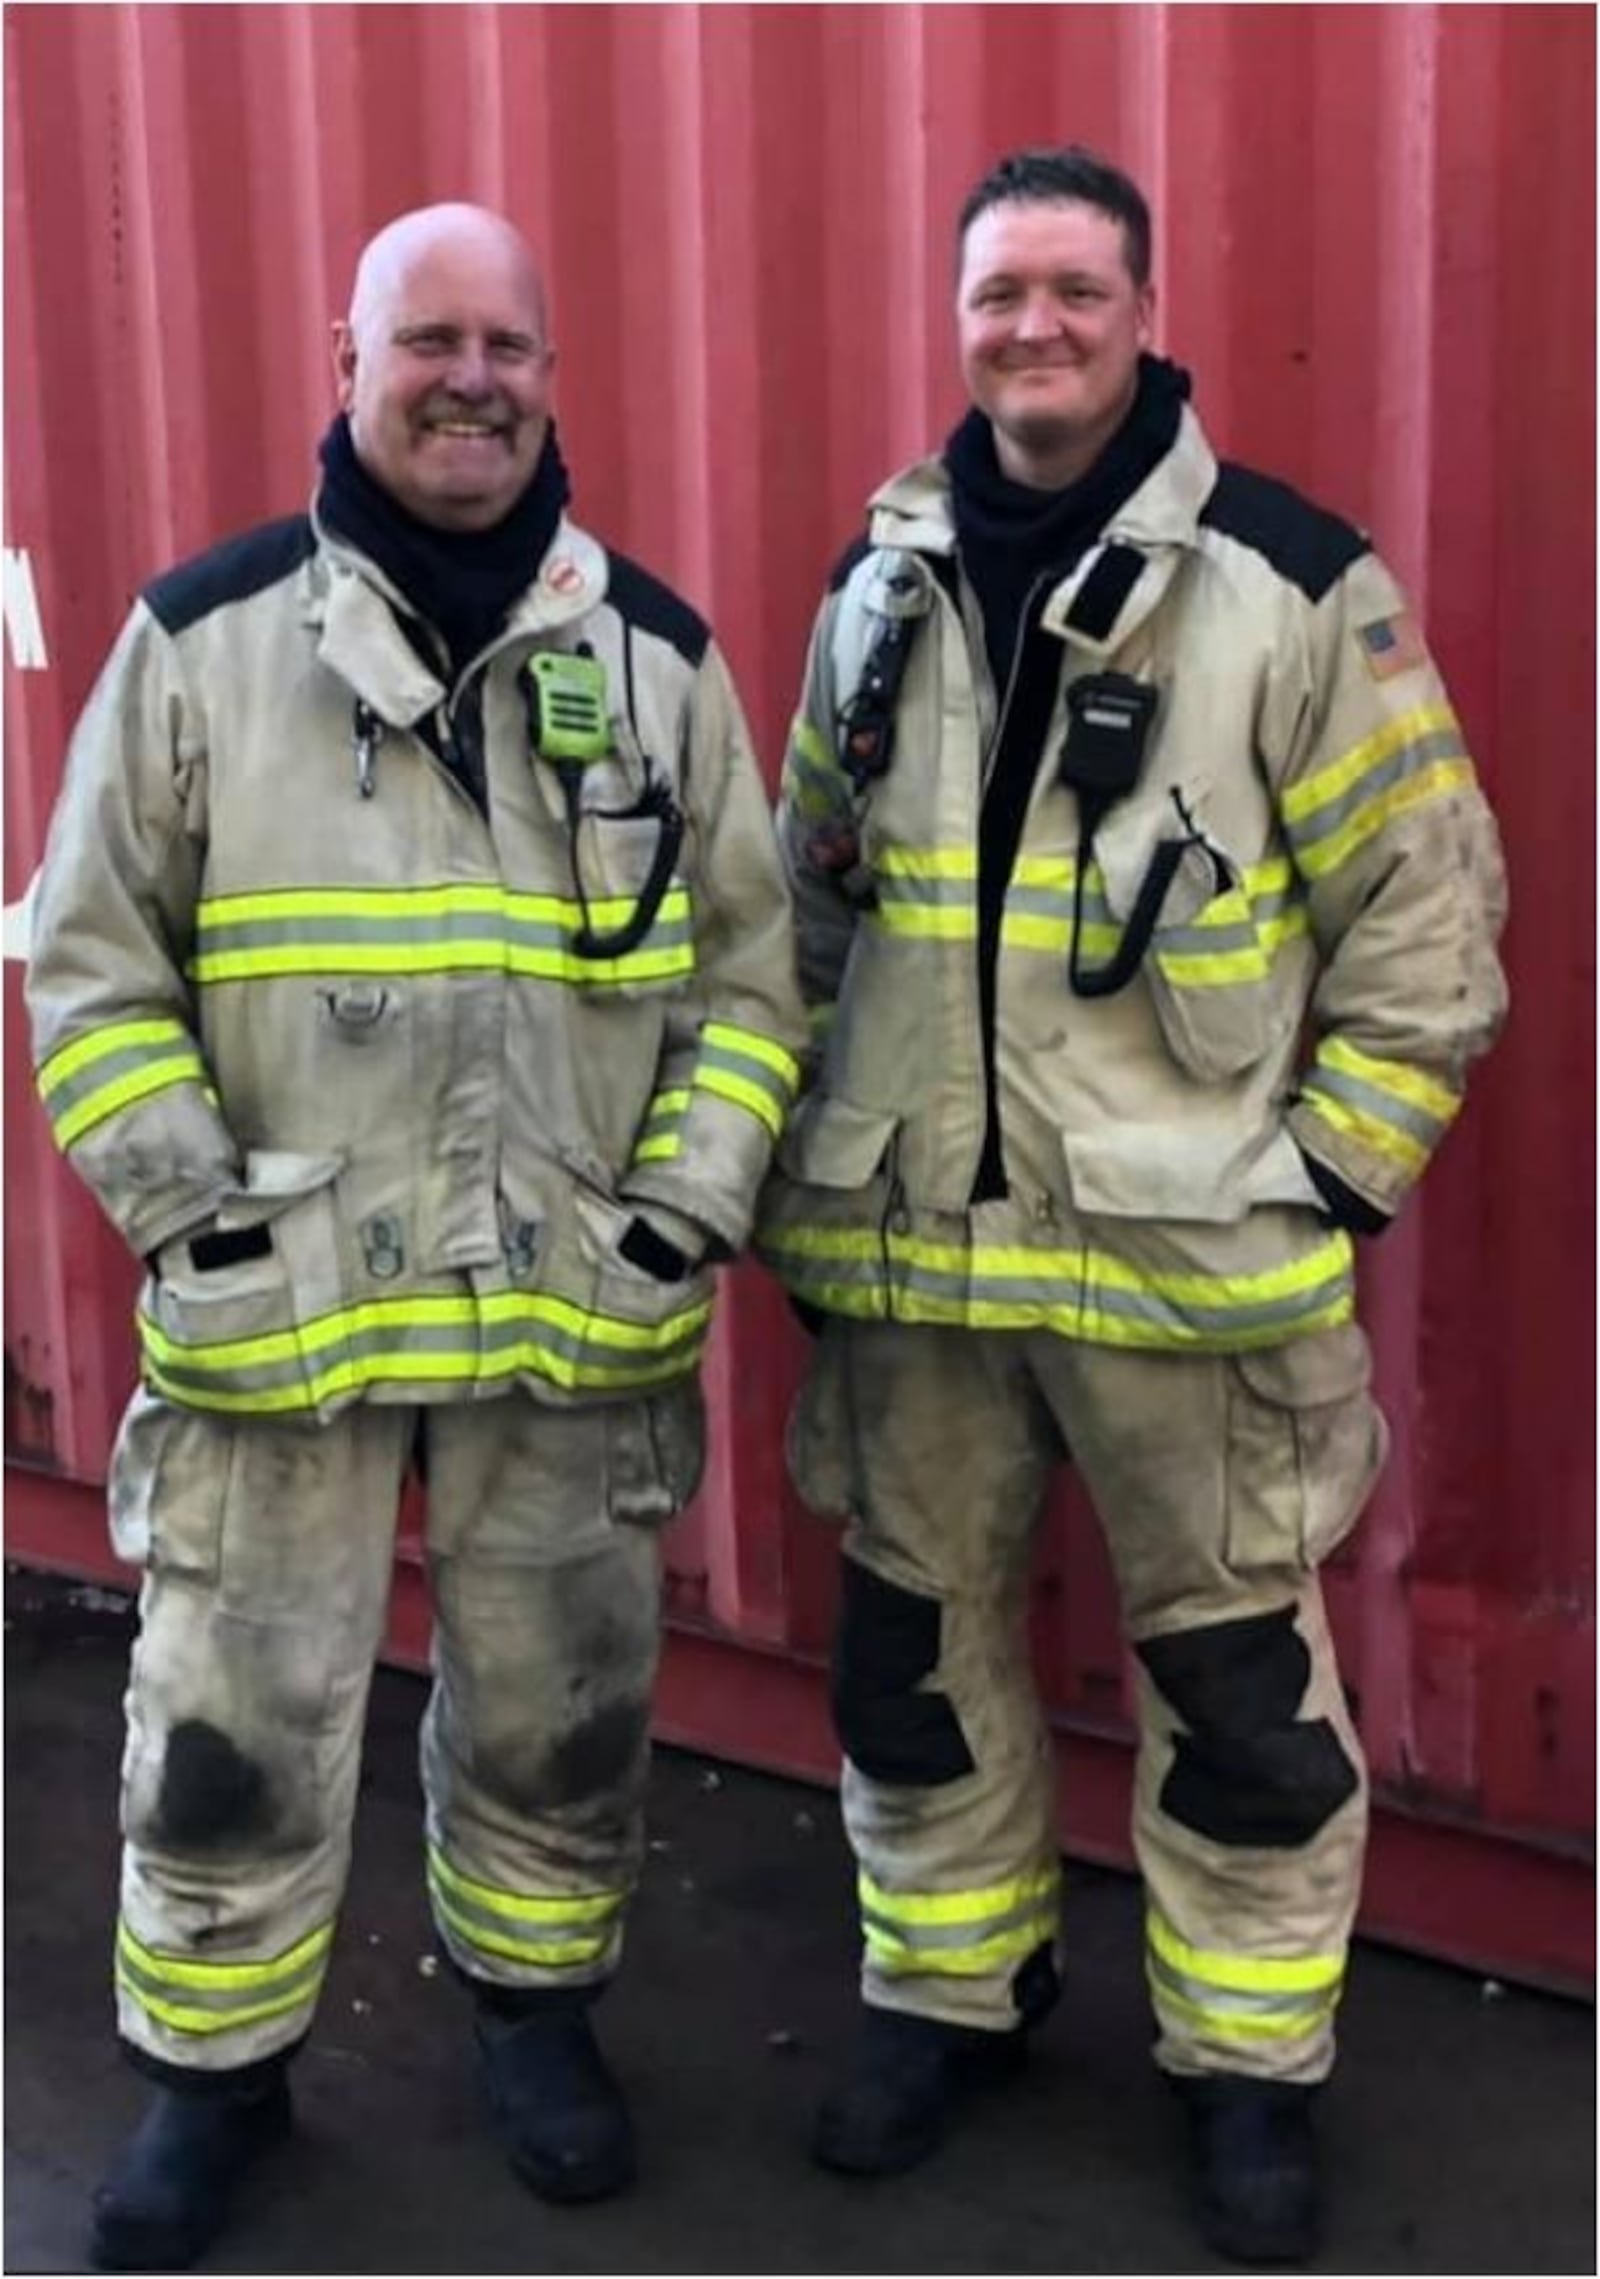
(5, 2, 1593, 1989)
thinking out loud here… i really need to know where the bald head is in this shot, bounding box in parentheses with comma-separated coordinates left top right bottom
(347, 204, 550, 349)
(333, 203, 556, 532)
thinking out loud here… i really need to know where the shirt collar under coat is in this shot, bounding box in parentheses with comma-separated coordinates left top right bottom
(299, 505, 612, 730)
(865, 401, 1220, 662)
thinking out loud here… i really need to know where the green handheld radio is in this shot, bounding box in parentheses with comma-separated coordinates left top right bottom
(523, 646, 685, 961)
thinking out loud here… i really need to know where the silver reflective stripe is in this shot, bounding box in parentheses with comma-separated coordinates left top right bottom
(1301, 1062, 1450, 1146)
(1283, 727, 1464, 857)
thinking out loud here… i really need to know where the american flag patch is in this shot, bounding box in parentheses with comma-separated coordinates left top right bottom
(1357, 611, 1426, 681)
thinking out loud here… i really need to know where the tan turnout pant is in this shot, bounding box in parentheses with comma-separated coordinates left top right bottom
(788, 1318, 1387, 2083)
(106, 1381, 703, 2072)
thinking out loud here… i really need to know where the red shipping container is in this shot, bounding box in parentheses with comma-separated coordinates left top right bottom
(4, 2, 1592, 1992)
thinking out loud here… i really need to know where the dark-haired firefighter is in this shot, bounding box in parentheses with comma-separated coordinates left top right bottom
(757, 145, 1506, 2262)
(27, 202, 803, 2271)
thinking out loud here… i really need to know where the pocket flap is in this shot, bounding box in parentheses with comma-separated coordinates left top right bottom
(1234, 1323, 1372, 1411)
(215, 1150, 344, 1227)
(781, 1095, 899, 1189)
(1061, 1121, 1254, 1224)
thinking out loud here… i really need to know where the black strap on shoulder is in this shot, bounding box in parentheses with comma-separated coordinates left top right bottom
(1064, 543, 1146, 641)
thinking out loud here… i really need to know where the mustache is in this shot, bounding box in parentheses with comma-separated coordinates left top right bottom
(419, 394, 515, 429)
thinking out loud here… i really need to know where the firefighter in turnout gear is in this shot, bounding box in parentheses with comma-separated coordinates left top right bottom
(757, 147, 1507, 2263)
(27, 203, 805, 2271)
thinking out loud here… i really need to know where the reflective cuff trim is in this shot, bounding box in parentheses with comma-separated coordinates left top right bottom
(188, 883, 696, 990)
(1300, 1037, 1461, 1175)
(115, 1917, 333, 2037)
(861, 1865, 1059, 1929)
(632, 1085, 691, 1165)
(427, 1844, 625, 1927)
(428, 1845, 624, 1970)
(786, 716, 847, 821)
(759, 1227, 1356, 1351)
(37, 1018, 211, 1149)
(137, 1286, 713, 1413)
(1282, 708, 1471, 880)
(1146, 1910, 1344, 2042)
(694, 1020, 801, 1138)
(862, 1865, 1060, 1977)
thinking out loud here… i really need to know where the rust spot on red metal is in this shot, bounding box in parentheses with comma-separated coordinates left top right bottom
(4, 1343, 59, 1469)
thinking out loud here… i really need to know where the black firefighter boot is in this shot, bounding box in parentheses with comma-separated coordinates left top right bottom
(1177, 2073, 1320, 2265)
(88, 2051, 292, 2271)
(812, 2004, 1031, 2177)
(474, 1983, 636, 2203)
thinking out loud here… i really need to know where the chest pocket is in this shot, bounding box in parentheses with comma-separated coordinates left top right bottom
(1093, 792, 1303, 1082)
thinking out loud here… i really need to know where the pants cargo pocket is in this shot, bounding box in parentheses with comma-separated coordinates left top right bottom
(1224, 1323, 1389, 1574)
(605, 1384, 707, 1526)
(108, 1388, 233, 1577)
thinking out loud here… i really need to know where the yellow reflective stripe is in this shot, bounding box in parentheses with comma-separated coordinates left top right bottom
(1298, 1092, 1428, 1174)
(768, 1226, 1345, 1308)
(633, 1135, 682, 1162)
(875, 905, 978, 941)
(138, 1289, 711, 1376)
(860, 1867, 1058, 1928)
(1000, 911, 1121, 955)
(1155, 943, 1270, 986)
(643, 1086, 693, 1121)
(1150, 1981, 1339, 2042)
(1281, 705, 1458, 825)
(143, 1344, 700, 1414)
(701, 1022, 801, 1088)
(697, 1066, 784, 1134)
(427, 1844, 622, 1927)
(37, 1017, 192, 1093)
(865, 1917, 1057, 1977)
(877, 846, 978, 881)
(118, 1916, 334, 1992)
(192, 941, 694, 985)
(196, 884, 674, 927)
(52, 1057, 204, 1147)
(430, 1889, 613, 1970)
(116, 1970, 322, 2038)
(792, 716, 836, 778)
(1146, 1909, 1343, 1995)
(1293, 758, 1472, 881)
(1317, 1037, 1460, 1121)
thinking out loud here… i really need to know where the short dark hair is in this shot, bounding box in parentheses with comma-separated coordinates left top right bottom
(957, 145, 1152, 288)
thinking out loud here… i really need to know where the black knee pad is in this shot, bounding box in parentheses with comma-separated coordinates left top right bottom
(155, 1720, 270, 1848)
(831, 1558, 975, 1787)
(1138, 1608, 1358, 1848)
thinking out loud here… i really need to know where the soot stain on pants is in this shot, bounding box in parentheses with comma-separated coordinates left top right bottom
(540, 1698, 649, 1808)
(158, 1720, 269, 1848)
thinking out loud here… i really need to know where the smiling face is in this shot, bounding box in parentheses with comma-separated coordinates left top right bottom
(956, 196, 1154, 489)
(332, 208, 555, 532)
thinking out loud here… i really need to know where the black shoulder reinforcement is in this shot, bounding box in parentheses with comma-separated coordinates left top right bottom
(1138, 1607, 1359, 1849)
(827, 532, 875, 594)
(142, 515, 316, 637)
(832, 1557, 975, 1788)
(1200, 464, 1370, 605)
(604, 550, 710, 670)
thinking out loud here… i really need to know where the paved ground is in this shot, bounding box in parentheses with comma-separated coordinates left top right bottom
(5, 1564, 1594, 2277)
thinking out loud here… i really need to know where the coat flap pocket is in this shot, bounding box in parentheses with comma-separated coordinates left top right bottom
(1060, 1121, 1255, 1225)
(215, 1150, 344, 1228)
(1233, 1322, 1372, 1411)
(780, 1095, 899, 1189)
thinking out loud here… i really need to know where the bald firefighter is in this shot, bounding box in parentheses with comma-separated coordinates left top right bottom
(28, 203, 804, 2269)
